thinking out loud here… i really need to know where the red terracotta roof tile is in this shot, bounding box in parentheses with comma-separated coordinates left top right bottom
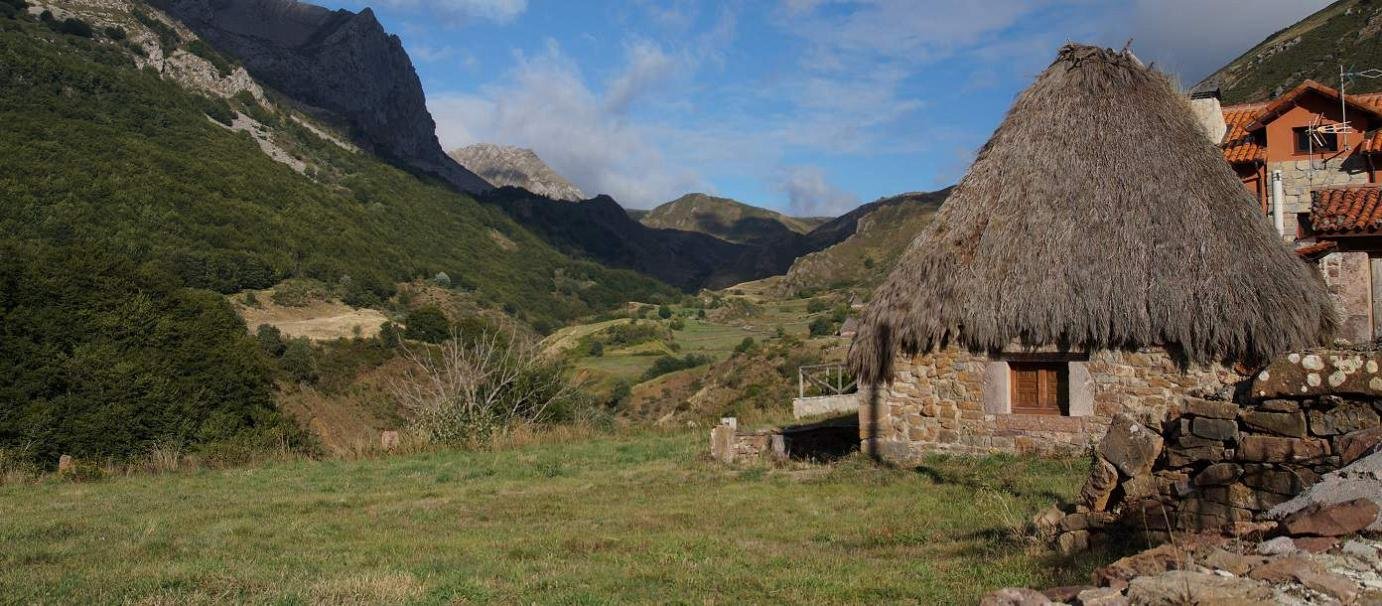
(1295, 240, 1337, 259)
(1311, 186, 1382, 235)
(1220, 102, 1267, 164)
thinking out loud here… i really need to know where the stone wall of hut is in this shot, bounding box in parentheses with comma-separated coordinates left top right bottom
(860, 347, 1238, 460)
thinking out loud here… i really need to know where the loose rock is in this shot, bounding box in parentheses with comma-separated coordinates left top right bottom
(978, 587, 1051, 606)
(1098, 414, 1163, 477)
(1281, 498, 1379, 537)
(1126, 571, 1272, 605)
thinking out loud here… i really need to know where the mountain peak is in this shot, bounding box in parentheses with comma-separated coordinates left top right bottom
(154, 0, 492, 194)
(449, 144, 586, 202)
(641, 193, 825, 243)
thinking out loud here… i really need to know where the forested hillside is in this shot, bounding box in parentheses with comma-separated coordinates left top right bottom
(0, 9, 671, 462)
(1197, 0, 1382, 103)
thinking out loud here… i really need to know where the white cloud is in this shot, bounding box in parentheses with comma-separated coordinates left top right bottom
(778, 166, 858, 216)
(356, 0, 526, 25)
(604, 39, 680, 114)
(779, 0, 1053, 67)
(408, 44, 455, 63)
(430, 42, 703, 208)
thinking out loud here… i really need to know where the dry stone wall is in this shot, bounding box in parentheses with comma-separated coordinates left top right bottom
(1048, 349, 1382, 551)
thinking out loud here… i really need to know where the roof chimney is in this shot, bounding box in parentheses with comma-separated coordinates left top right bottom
(1188, 93, 1227, 144)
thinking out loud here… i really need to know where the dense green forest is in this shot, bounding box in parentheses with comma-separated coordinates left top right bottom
(0, 12, 671, 463)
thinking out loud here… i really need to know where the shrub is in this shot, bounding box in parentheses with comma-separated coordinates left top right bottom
(103, 26, 126, 40)
(48, 16, 93, 38)
(255, 324, 285, 357)
(588, 340, 604, 357)
(657, 304, 672, 319)
(269, 279, 326, 307)
(641, 354, 713, 381)
(807, 299, 830, 313)
(607, 380, 631, 406)
(379, 321, 401, 348)
(201, 95, 235, 126)
(669, 318, 685, 331)
(808, 317, 834, 337)
(734, 337, 756, 354)
(0, 0, 24, 20)
(432, 271, 451, 287)
(863, 257, 875, 269)
(403, 306, 450, 343)
(392, 330, 582, 447)
(280, 338, 318, 383)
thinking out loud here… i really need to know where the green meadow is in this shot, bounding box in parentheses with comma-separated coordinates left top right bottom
(0, 431, 1106, 604)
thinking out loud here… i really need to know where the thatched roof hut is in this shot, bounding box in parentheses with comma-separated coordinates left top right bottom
(849, 44, 1335, 385)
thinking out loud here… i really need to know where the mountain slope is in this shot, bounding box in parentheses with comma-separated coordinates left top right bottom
(641, 193, 821, 244)
(0, 5, 673, 460)
(1196, 0, 1382, 104)
(449, 144, 585, 201)
(780, 190, 950, 296)
(151, 0, 492, 193)
(478, 188, 767, 290)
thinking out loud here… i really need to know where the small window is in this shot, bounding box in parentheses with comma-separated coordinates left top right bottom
(1295, 126, 1338, 153)
(1009, 361, 1068, 415)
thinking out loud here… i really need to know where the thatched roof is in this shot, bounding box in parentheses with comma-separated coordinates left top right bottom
(849, 44, 1336, 384)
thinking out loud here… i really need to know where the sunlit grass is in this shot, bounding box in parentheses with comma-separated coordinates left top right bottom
(0, 431, 1098, 604)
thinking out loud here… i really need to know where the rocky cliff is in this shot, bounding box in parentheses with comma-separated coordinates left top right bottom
(449, 144, 585, 201)
(153, 0, 492, 193)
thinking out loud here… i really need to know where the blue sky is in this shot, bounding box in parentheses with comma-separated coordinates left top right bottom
(320, 0, 1326, 214)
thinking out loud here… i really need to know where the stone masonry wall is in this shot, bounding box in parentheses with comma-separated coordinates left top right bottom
(1047, 350, 1382, 552)
(1273, 156, 1371, 216)
(1320, 251, 1374, 344)
(861, 348, 1237, 460)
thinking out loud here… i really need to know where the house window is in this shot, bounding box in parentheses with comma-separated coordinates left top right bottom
(1009, 361, 1068, 415)
(1294, 126, 1338, 153)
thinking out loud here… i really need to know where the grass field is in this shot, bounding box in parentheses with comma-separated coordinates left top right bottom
(0, 431, 1108, 604)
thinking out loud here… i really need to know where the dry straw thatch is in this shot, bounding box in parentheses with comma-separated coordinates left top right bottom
(849, 44, 1335, 384)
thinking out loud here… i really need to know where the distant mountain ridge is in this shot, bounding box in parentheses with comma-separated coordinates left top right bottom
(449, 144, 585, 201)
(1195, 0, 1382, 104)
(152, 0, 492, 193)
(780, 189, 950, 295)
(640, 193, 825, 245)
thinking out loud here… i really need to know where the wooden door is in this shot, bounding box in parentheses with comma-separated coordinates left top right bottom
(1010, 362, 1067, 415)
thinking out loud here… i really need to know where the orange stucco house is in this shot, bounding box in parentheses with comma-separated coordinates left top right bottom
(1204, 80, 1382, 342)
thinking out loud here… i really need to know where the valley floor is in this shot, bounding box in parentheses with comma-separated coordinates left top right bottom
(0, 431, 1108, 604)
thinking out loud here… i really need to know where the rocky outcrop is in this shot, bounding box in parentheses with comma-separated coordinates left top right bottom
(448, 144, 584, 201)
(985, 535, 1382, 605)
(153, 0, 491, 193)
